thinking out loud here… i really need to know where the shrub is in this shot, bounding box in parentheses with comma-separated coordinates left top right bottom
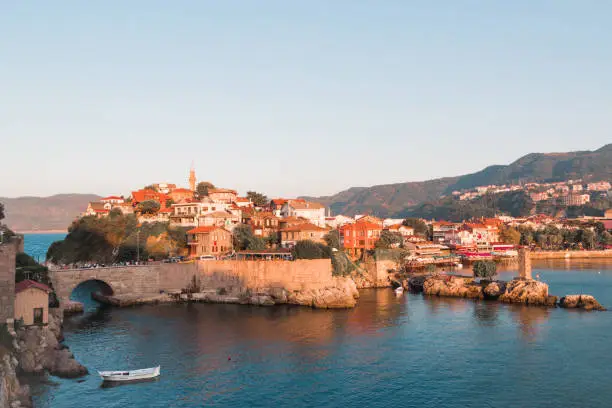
(473, 260, 497, 281)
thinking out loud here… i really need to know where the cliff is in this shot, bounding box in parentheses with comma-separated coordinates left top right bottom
(0, 346, 31, 408)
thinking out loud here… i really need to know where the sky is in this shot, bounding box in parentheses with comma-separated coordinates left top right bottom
(1, 1, 611, 199)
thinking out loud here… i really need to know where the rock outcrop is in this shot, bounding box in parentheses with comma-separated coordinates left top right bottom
(559, 295, 606, 311)
(483, 281, 506, 299)
(407, 275, 428, 292)
(0, 348, 31, 408)
(287, 277, 360, 308)
(423, 275, 483, 299)
(14, 309, 88, 379)
(498, 278, 557, 307)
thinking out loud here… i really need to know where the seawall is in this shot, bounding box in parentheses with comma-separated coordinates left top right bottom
(530, 250, 612, 260)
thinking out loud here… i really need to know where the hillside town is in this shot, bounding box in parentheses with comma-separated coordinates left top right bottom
(77, 167, 612, 268)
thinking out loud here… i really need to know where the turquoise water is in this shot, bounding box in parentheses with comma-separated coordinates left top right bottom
(30, 261, 612, 408)
(23, 233, 66, 262)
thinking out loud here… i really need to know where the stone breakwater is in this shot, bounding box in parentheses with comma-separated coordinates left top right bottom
(94, 276, 360, 309)
(407, 275, 605, 311)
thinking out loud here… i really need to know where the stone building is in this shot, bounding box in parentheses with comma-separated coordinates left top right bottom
(0, 238, 17, 324)
(14, 280, 52, 326)
(187, 226, 233, 257)
(280, 222, 329, 248)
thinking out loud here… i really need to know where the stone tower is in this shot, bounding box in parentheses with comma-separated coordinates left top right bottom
(518, 248, 532, 280)
(189, 163, 196, 192)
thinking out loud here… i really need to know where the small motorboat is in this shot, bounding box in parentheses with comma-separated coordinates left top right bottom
(394, 286, 404, 295)
(98, 366, 160, 382)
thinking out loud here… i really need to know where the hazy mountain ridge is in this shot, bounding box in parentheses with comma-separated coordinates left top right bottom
(1, 194, 100, 231)
(304, 144, 612, 217)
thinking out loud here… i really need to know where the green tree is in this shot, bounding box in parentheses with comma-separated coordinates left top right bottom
(232, 225, 265, 251)
(323, 229, 340, 249)
(264, 232, 279, 248)
(402, 218, 428, 236)
(165, 198, 175, 208)
(579, 229, 596, 250)
(144, 185, 157, 191)
(600, 231, 612, 246)
(0, 201, 4, 221)
(499, 226, 521, 245)
(292, 240, 331, 259)
(246, 191, 268, 207)
(473, 260, 497, 281)
(375, 230, 403, 249)
(331, 251, 356, 276)
(137, 200, 161, 215)
(196, 182, 215, 197)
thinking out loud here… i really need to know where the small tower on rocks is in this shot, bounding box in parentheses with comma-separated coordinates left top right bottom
(189, 163, 196, 192)
(518, 248, 532, 280)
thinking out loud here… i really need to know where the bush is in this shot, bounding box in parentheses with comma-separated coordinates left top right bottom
(473, 261, 497, 281)
(292, 240, 331, 260)
(331, 251, 356, 276)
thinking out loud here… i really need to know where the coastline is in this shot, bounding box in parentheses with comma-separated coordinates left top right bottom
(16, 230, 67, 234)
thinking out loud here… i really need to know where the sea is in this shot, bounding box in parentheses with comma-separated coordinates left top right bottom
(22, 234, 612, 408)
(23, 233, 66, 262)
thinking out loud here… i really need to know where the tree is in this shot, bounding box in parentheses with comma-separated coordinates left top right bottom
(165, 198, 175, 208)
(374, 230, 403, 249)
(402, 218, 428, 236)
(579, 229, 596, 250)
(232, 225, 264, 251)
(292, 240, 331, 259)
(137, 200, 161, 215)
(499, 226, 521, 245)
(0, 201, 4, 221)
(144, 185, 157, 191)
(600, 231, 612, 246)
(323, 230, 340, 249)
(264, 232, 279, 248)
(246, 191, 268, 207)
(196, 182, 215, 197)
(473, 260, 497, 281)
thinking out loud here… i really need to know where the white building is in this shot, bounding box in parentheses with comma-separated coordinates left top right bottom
(280, 200, 326, 227)
(325, 215, 354, 229)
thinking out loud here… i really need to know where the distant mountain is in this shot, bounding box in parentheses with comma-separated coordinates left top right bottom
(0, 194, 100, 232)
(304, 144, 612, 217)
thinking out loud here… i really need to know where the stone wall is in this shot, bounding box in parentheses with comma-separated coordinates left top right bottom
(529, 250, 612, 259)
(0, 238, 17, 324)
(50, 259, 334, 306)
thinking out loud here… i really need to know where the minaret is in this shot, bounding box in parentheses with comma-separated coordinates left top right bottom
(189, 162, 196, 192)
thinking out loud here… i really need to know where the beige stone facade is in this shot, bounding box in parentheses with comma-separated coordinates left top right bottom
(0, 239, 17, 324)
(187, 226, 233, 257)
(15, 287, 49, 325)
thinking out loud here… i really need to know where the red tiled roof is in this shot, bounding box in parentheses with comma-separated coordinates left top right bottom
(101, 196, 122, 200)
(15, 280, 52, 294)
(209, 188, 237, 194)
(171, 188, 193, 193)
(340, 222, 382, 231)
(187, 226, 228, 234)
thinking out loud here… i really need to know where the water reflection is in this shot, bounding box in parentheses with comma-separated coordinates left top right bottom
(473, 301, 500, 326)
(423, 295, 471, 315)
(508, 305, 551, 342)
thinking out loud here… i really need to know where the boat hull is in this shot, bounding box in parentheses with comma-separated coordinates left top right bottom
(99, 366, 160, 382)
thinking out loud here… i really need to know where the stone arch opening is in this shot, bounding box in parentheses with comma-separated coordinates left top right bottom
(70, 279, 115, 309)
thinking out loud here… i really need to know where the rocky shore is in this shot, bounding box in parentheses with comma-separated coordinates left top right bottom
(406, 274, 605, 311)
(0, 347, 31, 408)
(93, 276, 360, 310)
(13, 309, 88, 378)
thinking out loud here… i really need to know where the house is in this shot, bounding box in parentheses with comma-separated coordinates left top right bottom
(100, 196, 125, 204)
(325, 215, 355, 229)
(280, 222, 329, 248)
(385, 224, 415, 239)
(84, 202, 111, 217)
(14, 280, 51, 326)
(559, 194, 590, 206)
(431, 221, 457, 242)
(588, 182, 611, 192)
(168, 188, 195, 203)
(152, 183, 177, 194)
(354, 215, 384, 226)
(131, 189, 170, 209)
(234, 197, 253, 208)
(339, 221, 383, 258)
(243, 211, 280, 237)
(208, 188, 238, 204)
(199, 211, 241, 231)
(280, 200, 326, 227)
(383, 218, 405, 227)
(187, 226, 232, 257)
(270, 198, 292, 217)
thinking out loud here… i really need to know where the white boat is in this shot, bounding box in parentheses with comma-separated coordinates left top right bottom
(98, 366, 160, 382)
(394, 286, 404, 294)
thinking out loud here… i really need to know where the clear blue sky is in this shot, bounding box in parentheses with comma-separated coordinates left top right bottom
(2, 1, 611, 199)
